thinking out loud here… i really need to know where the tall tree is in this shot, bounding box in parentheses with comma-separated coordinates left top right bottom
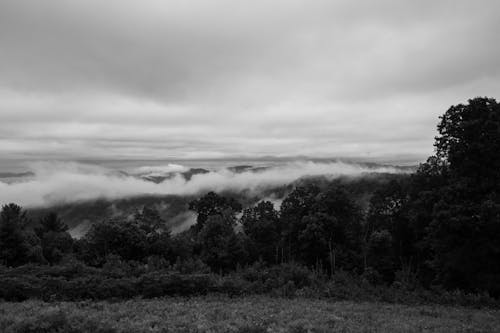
(189, 192, 242, 230)
(366, 230, 394, 282)
(366, 179, 414, 278)
(415, 97, 500, 295)
(435, 97, 500, 189)
(0, 204, 43, 266)
(279, 185, 320, 262)
(36, 212, 73, 265)
(80, 218, 148, 265)
(134, 206, 172, 258)
(305, 186, 363, 273)
(241, 201, 281, 264)
(198, 209, 243, 271)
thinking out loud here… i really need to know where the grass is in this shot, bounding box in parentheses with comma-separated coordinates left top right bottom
(1, 296, 499, 332)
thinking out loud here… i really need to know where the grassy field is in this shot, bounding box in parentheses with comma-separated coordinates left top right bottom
(1, 296, 499, 332)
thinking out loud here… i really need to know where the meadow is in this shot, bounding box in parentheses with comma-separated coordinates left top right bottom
(1, 296, 500, 333)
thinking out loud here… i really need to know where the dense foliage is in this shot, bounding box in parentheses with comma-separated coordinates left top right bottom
(1, 97, 499, 301)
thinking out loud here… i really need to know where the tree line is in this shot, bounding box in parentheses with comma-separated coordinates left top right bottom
(1, 97, 499, 297)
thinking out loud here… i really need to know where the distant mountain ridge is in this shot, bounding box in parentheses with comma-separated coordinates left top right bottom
(0, 171, 34, 178)
(127, 162, 416, 184)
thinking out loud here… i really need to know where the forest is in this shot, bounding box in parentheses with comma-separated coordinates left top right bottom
(1, 97, 499, 305)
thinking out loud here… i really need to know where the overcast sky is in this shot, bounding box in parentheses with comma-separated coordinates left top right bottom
(1, 0, 499, 165)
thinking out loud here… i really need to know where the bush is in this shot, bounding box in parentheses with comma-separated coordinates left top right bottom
(213, 275, 252, 296)
(237, 262, 313, 292)
(173, 257, 211, 274)
(0, 262, 498, 307)
(0, 277, 40, 301)
(139, 272, 214, 298)
(361, 267, 383, 285)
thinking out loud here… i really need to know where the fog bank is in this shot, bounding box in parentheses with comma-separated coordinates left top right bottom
(0, 161, 407, 207)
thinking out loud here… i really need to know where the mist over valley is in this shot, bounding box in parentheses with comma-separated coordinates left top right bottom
(0, 159, 411, 237)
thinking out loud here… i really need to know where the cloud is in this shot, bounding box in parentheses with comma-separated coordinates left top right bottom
(132, 164, 189, 176)
(0, 161, 406, 207)
(1, 0, 498, 100)
(0, 0, 499, 161)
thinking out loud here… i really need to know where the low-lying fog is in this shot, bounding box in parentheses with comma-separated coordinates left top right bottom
(0, 160, 409, 208)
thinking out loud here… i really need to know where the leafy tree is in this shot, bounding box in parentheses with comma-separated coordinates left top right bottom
(37, 212, 69, 234)
(300, 186, 363, 274)
(35, 212, 73, 265)
(366, 179, 415, 277)
(299, 212, 337, 273)
(241, 201, 281, 263)
(198, 209, 243, 271)
(0, 203, 43, 266)
(435, 97, 500, 189)
(80, 219, 148, 265)
(134, 206, 169, 235)
(278, 184, 363, 274)
(414, 97, 500, 295)
(169, 229, 197, 261)
(134, 206, 172, 258)
(189, 192, 242, 230)
(366, 230, 394, 282)
(279, 185, 320, 261)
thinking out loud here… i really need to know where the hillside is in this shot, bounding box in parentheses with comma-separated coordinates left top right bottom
(25, 171, 408, 238)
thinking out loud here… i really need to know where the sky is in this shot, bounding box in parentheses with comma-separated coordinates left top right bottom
(1, 0, 500, 166)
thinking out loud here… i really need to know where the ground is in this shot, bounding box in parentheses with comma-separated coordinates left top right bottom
(1, 296, 499, 332)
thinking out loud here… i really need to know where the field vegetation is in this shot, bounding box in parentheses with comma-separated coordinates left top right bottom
(1, 296, 500, 332)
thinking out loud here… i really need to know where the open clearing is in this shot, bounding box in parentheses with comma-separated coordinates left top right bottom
(1, 296, 499, 332)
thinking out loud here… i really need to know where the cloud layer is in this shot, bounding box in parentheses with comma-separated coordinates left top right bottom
(0, 161, 405, 207)
(1, 0, 500, 162)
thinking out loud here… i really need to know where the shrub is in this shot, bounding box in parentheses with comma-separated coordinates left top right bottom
(213, 275, 252, 296)
(0, 262, 499, 307)
(362, 267, 383, 285)
(173, 257, 211, 274)
(237, 262, 313, 292)
(139, 273, 214, 297)
(0, 277, 39, 301)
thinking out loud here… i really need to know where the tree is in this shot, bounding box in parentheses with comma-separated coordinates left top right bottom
(80, 219, 148, 265)
(0, 203, 30, 266)
(435, 97, 500, 190)
(198, 209, 243, 272)
(279, 185, 320, 262)
(278, 184, 362, 274)
(189, 192, 242, 230)
(241, 201, 281, 263)
(298, 212, 337, 274)
(169, 230, 197, 262)
(36, 212, 73, 265)
(303, 186, 363, 274)
(366, 179, 415, 277)
(413, 97, 500, 295)
(0, 203, 43, 266)
(133, 206, 169, 235)
(37, 212, 69, 234)
(366, 230, 394, 282)
(134, 206, 172, 259)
